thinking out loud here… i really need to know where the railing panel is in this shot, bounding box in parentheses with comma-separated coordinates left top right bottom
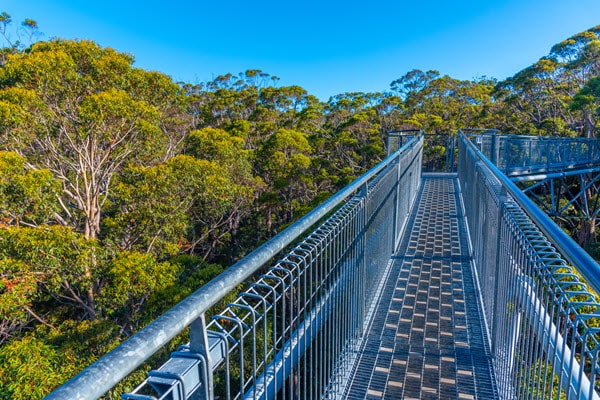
(470, 133, 600, 177)
(45, 137, 423, 400)
(458, 134, 600, 400)
(387, 131, 455, 173)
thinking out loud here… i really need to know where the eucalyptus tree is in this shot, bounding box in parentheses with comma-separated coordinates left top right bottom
(0, 12, 40, 65)
(571, 76, 600, 137)
(256, 128, 313, 231)
(391, 69, 495, 133)
(0, 39, 187, 240)
(495, 57, 578, 135)
(554, 26, 600, 137)
(322, 92, 386, 184)
(103, 128, 259, 262)
(550, 25, 600, 91)
(494, 25, 600, 136)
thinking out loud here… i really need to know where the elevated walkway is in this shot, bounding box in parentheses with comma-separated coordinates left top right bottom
(46, 133, 600, 400)
(345, 174, 497, 399)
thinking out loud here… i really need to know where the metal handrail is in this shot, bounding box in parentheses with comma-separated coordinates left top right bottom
(469, 132, 600, 177)
(459, 132, 600, 399)
(459, 132, 600, 295)
(45, 135, 424, 400)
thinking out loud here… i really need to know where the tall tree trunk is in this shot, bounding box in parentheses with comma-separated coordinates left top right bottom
(577, 176, 597, 248)
(578, 218, 596, 248)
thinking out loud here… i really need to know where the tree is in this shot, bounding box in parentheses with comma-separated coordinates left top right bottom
(550, 26, 600, 89)
(0, 225, 104, 323)
(321, 92, 387, 183)
(0, 40, 183, 240)
(257, 128, 313, 230)
(0, 12, 40, 64)
(390, 69, 440, 101)
(571, 76, 600, 137)
(127, 69, 192, 161)
(494, 58, 577, 135)
(0, 334, 79, 399)
(99, 251, 178, 332)
(494, 25, 600, 136)
(184, 129, 260, 260)
(0, 257, 37, 343)
(104, 150, 258, 261)
(390, 70, 495, 133)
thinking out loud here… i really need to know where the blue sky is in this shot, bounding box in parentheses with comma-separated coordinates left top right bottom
(3, 1, 600, 100)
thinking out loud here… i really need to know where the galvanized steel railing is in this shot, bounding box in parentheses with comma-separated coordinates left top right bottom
(45, 136, 423, 400)
(472, 133, 600, 178)
(387, 130, 457, 172)
(458, 133, 600, 400)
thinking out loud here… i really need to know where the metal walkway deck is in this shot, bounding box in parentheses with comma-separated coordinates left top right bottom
(345, 174, 497, 399)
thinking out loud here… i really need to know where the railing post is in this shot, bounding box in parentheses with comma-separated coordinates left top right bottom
(491, 185, 507, 353)
(359, 183, 368, 337)
(528, 140, 532, 169)
(393, 154, 401, 250)
(491, 186, 515, 399)
(446, 133, 457, 172)
(500, 306, 521, 399)
(490, 132, 499, 167)
(546, 139, 551, 171)
(190, 314, 214, 400)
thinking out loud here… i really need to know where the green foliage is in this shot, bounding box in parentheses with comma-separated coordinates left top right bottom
(103, 147, 259, 261)
(142, 256, 226, 319)
(0, 318, 137, 400)
(103, 158, 194, 257)
(0, 151, 61, 227)
(186, 127, 257, 188)
(391, 70, 496, 133)
(0, 225, 103, 322)
(0, 334, 78, 399)
(256, 128, 314, 228)
(187, 127, 246, 162)
(0, 257, 36, 340)
(571, 76, 600, 137)
(100, 252, 178, 318)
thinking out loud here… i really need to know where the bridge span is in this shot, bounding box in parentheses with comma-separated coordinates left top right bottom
(345, 174, 496, 399)
(46, 133, 600, 400)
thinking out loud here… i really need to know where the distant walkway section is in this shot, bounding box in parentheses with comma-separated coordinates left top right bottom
(345, 174, 497, 399)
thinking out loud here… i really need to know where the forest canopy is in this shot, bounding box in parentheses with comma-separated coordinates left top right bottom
(0, 12, 599, 398)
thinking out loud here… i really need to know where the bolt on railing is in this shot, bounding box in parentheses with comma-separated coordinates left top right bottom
(45, 135, 423, 400)
(458, 132, 600, 400)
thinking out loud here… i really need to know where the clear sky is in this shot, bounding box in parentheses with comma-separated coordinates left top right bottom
(3, 1, 600, 100)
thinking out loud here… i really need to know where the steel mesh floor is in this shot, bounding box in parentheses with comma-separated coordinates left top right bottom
(344, 174, 497, 399)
